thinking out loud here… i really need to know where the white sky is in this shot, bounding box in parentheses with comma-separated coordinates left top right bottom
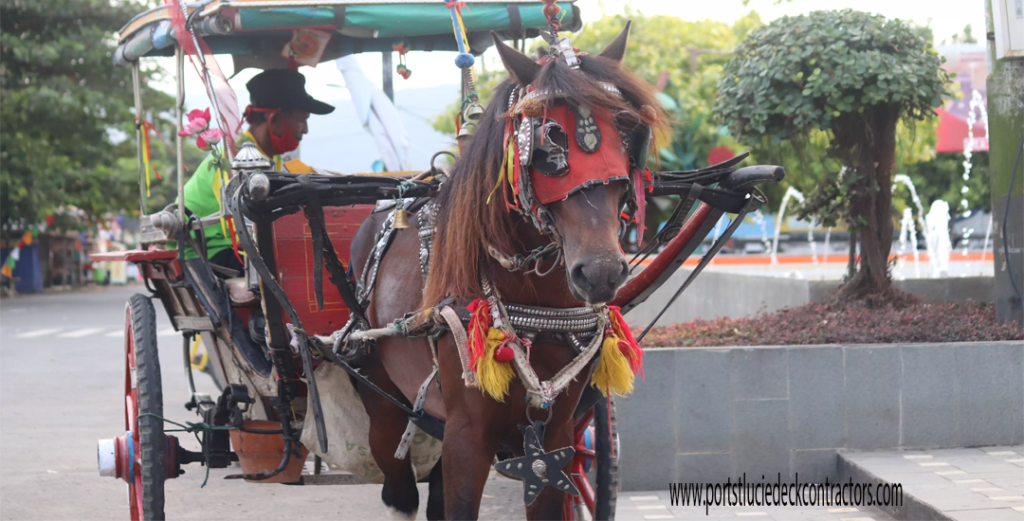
(161, 0, 986, 104)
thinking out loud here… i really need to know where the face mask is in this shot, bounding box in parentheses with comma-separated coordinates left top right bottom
(244, 106, 300, 155)
(268, 112, 299, 155)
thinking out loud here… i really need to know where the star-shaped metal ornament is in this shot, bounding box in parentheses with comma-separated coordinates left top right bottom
(493, 422, 579, 506)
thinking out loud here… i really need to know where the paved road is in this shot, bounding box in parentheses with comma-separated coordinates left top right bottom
(0, 286, 896, 521)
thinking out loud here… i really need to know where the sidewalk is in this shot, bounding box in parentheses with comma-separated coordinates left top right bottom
(839, 446, 1024, 520)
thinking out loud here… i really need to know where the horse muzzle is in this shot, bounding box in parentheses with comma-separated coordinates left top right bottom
(568, 255, 629, 305)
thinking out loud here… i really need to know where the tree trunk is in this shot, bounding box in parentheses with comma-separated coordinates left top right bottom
(847, 230, 857, 280)
(835, 106, 899, 301)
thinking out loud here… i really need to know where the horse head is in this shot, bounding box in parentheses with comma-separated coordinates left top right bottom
(424, 22, 666, 306)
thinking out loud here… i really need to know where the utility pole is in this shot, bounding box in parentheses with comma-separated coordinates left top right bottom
(987, 0, 1024, 324)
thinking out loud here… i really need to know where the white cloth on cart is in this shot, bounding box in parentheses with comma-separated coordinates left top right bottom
(299, 363, 442, 483)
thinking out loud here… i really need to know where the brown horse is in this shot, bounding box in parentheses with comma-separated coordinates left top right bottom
(348, 24, 665, 520)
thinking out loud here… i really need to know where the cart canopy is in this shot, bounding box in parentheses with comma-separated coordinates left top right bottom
(115, 1, 579, 68)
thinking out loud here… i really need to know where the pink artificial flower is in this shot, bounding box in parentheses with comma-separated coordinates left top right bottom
(177, 108, 210, 137)
(196, 128, 224, 150)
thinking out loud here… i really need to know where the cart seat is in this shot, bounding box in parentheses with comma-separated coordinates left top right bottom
(226, 278, 259, 307)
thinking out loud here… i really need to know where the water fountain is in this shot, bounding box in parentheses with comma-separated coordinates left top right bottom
(960, 227, 974, 257)
(771, 186, 805, 264)
(892, 175, 933, 276)
(925, 200, 953, 278)
(752, 209, 773, 253)
(959, 89, 989, 219)
(897, 208, 921, 278)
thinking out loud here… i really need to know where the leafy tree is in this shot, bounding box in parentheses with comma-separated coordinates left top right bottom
(0, 0, 180, 234)
(715, 9, 950, 300)
(944, 24, 978, 45)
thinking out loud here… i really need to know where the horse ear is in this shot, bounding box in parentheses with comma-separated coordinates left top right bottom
(598, 20, 632, 63)
(490, 32, 540, 86)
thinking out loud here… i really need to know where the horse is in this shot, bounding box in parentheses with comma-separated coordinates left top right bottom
(348, 23, 665, 520)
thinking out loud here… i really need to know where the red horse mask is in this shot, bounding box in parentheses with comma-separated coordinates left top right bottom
(521, 105, 631, 205)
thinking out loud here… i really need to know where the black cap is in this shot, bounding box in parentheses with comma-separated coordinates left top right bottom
(246, 69, 334, 115)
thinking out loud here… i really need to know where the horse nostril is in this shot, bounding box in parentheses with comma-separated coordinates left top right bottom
(611, 259, 629, 286)
(569, 258, 629, 303)
(570, 263, 590, 290)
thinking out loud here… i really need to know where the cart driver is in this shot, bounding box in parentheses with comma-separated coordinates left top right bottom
(181, 68, 335, 275)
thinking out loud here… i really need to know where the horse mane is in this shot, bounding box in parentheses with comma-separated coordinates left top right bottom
(422, 52, 668, 307)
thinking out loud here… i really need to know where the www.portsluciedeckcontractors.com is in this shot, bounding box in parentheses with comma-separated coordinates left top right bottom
(669, 474, 903, 515)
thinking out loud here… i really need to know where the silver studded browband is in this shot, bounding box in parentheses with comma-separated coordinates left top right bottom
(515, 82, 622, 111)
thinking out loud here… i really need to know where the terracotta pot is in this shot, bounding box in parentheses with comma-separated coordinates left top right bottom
(229, 421, 309, 483)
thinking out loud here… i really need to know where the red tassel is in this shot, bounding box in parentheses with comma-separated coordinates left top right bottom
(225, 216, 244, 265)
(466, 298, 491, 368)
(608, 305, 644, 379)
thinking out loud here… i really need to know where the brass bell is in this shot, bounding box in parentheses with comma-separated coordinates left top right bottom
(457, 121, 476, 141)
(463, 102, 484, 122)
(392, 207, 411, 229)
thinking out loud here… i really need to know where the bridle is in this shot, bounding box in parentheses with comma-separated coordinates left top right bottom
(485, 56, 656, 275)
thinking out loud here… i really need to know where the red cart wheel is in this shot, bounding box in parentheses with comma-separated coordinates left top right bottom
(564, 397, 618, 520)
(98, 294, 171, 520)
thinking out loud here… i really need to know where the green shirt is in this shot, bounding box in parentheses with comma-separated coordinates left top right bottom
(176, 133, 280, 259)
(180, 153, 231, 259)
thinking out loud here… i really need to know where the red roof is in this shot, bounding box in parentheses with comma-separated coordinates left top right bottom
(936, 106, 988, 154)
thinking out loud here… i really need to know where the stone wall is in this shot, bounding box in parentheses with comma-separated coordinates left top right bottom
(615, 341, 1023, 491)
(625, 270, 994, 326)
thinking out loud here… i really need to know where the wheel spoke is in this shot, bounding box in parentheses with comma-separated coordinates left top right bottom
(125, 396, 137, 434)
(574, 448, 596, 460)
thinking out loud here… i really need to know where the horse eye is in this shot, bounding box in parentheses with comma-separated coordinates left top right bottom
(614, 110, 641, 133)
(532, 120, 570, 176)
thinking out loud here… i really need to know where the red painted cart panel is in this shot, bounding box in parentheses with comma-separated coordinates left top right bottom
(272, 205, 374, 337)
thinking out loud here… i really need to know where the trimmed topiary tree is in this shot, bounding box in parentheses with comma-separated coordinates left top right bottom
(714, 9, 949, 300)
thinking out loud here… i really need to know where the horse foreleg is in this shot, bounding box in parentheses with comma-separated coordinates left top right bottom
(441, 417, 498, 520)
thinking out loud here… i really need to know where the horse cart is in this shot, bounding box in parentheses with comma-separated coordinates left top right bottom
(94, 1, 783, 519)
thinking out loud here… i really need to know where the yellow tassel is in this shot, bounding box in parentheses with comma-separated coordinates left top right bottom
(487, 138, 514, 205)
(591, 333, 636, 397)
(142, 129, 152, 197)
(476, 328, 515, 402)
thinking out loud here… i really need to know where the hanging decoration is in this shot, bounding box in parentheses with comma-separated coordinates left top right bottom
(393, 41, 412, 80)
(282, 28, 331, 68)
(590, 306, 644, 397)
(541, 0, 562, 31)
(178, 107, 232, 240)
(137, 118, 170, 197)
(493, 421, 579, 505)
(445, 0, 484, 142)
(1, 228, 38, 279)
(466, 298, 517, 401)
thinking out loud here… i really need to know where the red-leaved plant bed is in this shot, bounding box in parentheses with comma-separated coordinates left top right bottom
(639, 300, 1024, 347)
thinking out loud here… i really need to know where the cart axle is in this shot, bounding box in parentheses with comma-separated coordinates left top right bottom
(98, 432, 182, 482)
(98, 433, 234, 482)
